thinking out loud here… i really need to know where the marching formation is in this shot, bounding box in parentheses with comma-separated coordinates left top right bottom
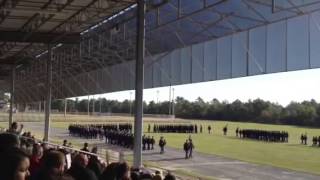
(68, 124, 132, 139)
(152, 124, 198, 133)
(68, 124, 167, 153)
(311, 136, 320, 146)
(236, 128, 289, 142)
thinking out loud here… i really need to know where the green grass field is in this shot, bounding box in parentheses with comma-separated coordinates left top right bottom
(1, 112, 320, 175)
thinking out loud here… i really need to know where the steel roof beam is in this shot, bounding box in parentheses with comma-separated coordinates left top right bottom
(0, 31, 80, 43)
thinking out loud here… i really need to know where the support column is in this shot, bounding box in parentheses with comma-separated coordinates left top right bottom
(168, 85, 171, 115)
(39, 101, 41, 112)
(172, 88, 175, 117)
(133, 0, 146, 169)
(99, 98, 102, 114)
(44, 44, 52, 141)
(92, 98, 95, 115)
(9, 66, 15, 128)
(64, 98, 67, 117)
(87, 95, 90, 116)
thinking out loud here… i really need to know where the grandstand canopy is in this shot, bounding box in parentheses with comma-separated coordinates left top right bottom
(2, 0, 320, 170)
(1, 0, 320, 102)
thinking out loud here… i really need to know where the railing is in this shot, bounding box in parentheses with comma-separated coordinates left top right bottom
(0, 130, 121, 164)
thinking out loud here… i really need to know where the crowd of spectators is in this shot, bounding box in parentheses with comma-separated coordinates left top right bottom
(0, 122, 177, 180)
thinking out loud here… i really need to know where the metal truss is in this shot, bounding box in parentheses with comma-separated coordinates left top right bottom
(7, 0, 320, 103)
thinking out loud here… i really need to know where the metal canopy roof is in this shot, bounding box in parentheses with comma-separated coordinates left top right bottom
(1, 0, 320, 102)
(0, 0, 136, 77)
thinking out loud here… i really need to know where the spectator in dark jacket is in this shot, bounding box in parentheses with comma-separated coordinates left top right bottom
(87, 147, 103, 177)
(0, 133, 20, 152)
(68, 153, 98, 180)
(33, 150, 74, 180)
(29, 144, 43, 175)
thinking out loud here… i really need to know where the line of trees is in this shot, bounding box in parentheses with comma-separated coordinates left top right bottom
(51, 97, 320, 127)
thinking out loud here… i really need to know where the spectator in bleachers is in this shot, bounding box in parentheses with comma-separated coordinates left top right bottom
(68, 153, 98, 180)
(164, 172, 176, 180)
(100, 162, 130, 180)
(87, 146, 103, 178)
(0, 132, 20, 152)
(152, 170, 163, 180)
(33, 150, 73, 180)
(81, 142, 90, 152)
(29, 143, 43, 175)
(8, 122, 24, 135)
(0, 147, 30, 180)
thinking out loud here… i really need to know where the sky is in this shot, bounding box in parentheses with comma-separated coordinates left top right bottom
(75, 68, 320, 107)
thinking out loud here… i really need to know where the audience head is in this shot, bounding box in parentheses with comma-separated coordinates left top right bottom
(32, 143, 43, 159)
(73, 153, 89, 167)
(63, 139, 68, 146)
(41, 142, 50, 151)
(42, 150, 66, 174)
(0, 133, 20, 152)
(100, 162, 130, 180)
(11, 122, 18, 130)
(117, 162, 130, 180)
(91, 146, 98, 154)
(130, 171, 140, 180)
(164, 172, 176, 180)
(0, 148, 30, 180)
(68, 142, 72, 147)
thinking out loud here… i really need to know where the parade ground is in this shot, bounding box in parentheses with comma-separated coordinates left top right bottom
(1, 113, 320, 179)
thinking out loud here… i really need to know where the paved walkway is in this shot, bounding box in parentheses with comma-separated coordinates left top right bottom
(23, 122, 320, 180)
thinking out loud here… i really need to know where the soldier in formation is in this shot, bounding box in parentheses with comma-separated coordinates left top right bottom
(104, 130, 134, 149)
(301, 133, 308, 145)
(208, 125, 212, 134)
(159, 136, 166, 154)
(223, 124, 228, 136)
(153, 124, 198, 133)
(68, 123, 132, 139)
(238, 129, 289, 142)
(142, 135, 155, 150)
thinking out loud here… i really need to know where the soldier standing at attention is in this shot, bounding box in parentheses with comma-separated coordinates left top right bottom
(142, 135, 147, 150)
(200, 125, 203, 133)
(304, 133, 308, 145)
(147, 136, 151, 150)
(183, 139, 189, 159)
(151, 136, 155, 150)
(300, 134, 304, 144)
(208, 125, 211, 134)
(159, 136, 166, 154)
(189, 139, 195, 158)
(148, 124, 151, 133)
(236, 127, 239, 137)
(223, 125, 228, 136)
